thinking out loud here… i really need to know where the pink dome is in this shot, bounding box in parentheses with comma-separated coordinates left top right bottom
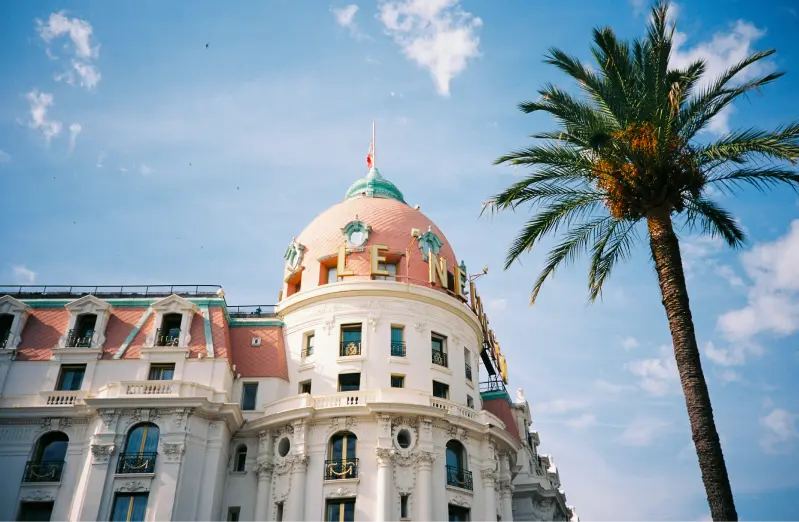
(283, 195, 459, 296)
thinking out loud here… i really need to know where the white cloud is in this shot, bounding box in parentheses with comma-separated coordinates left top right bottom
(68, 123, 82, 153)
(670, 10, 773, 136)
(25, 90, 63, 144)
(332, 4, 368, 41)
(139, 164, 153, 176)
(718, 220, 799, 344)
(703, 340, 763, 367)
(96, 150, 106, 168)
(625, 345, 679, 396)
(630, 0, 646, 16)
(378, 0, 482, 96)
(535, 398, 589, 415)
(621, 336, 639, 350)
(486, 298, 506, 311)
(593, 379, 631, 394)
(718, 369, 742, 383)
(714, 264, 745, 288)
(36, 11, 101, 90)
(119, 167, 128, 173)
(565, 413, 597, 429)
(12, 265, 36, 284)
(0, 150, 10, 163)
(618, 417, 671, 446)
(760, 408, 798, 453)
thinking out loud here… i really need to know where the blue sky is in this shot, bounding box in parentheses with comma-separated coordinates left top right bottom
(2, 0, 799, 519)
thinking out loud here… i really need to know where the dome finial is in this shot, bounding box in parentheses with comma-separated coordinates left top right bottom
(345, 122, 406, 203)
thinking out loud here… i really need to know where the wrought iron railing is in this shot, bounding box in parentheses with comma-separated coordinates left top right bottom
(156, 328, 180, 346)
(0, 331, 9, 349)
(0, 284, 223, 299)
(227, 305, 277, 318)
(465, 363, 472, 381)
(66, 329, 94, 347)
(116, 452, 157, 474)
(340, 341, 361, 357)
(324, 458, 358, 480)
(23, 460, 64, 483)
(446, 465, 473, 490)
(432, 349, 448, 367)
(390, 341, 406, 357)
(479, 376, 506, 393)
(301, 347, 313, 358)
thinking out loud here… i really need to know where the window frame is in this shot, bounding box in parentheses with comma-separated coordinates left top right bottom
(326, 498, 356, 522)
(299, 380, 312, 394)
(432, 380, 449, 399)
(241, 382, 259, 411)
(233, 444, 247, 472)
(56, 364, 86, 391)
(148, 363, 175, 381)
(338, 373, 361, 392)
(390, 374, 405, 388)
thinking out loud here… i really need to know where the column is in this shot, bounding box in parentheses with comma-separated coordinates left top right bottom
(151, 442, 186, 521)
(499, 480, 514, 521)
(74, 441, 115, 521)
(375, 448, 393, 522)
(288, 454, 308, 521)
(416, 451, 434, 521)
(254, 463, 275, 521)
(481, 469, 498, 522)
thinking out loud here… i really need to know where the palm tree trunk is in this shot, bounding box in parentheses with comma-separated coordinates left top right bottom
(647, 208, 738, 521)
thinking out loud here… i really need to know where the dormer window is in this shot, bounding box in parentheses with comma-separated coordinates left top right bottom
(59, 295, 112, 350)
(0, 295, 32, 350)
(144, 294, 199, 349)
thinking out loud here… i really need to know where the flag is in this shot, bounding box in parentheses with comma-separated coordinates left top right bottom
(366, 139, 374, 168)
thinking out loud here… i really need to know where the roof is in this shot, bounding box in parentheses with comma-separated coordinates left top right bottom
(344, 167, 406, 203)
(482, 397, 522, 442)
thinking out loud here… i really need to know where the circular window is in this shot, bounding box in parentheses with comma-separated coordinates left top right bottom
(277, 437, 291, 457)
(395, 428, 414, 450)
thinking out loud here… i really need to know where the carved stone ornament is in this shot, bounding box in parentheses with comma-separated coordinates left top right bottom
(368, 314, 380, 332)
(161, 443, 186, 463)
(375, 447, 393, 466)
(254, 462, 275, 480)
(284, 238, 306, 272)
(517, 387, 526, 403)
(416, 451, 435, 465)
(450, 495, 470, 507)
(323, 318, 335, 335)
(38, 417, 53, 432)
(116, 480, 149, 492)
(91, 444, 115, 464)
(22, 489, 55, 502)
(342, 218, 372, 249)
(417, 225, 443, 261)
(100, 409, 117, 429)
(497, 478, 513, 493)
(326, 487, 355, 499)
(480, 468, 498, 482)
(291, 454, 309, 473)
(413, 322, 426, 334)
(57, 418, 72, 430)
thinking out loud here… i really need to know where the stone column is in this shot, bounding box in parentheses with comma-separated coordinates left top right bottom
(287, 455, 308, 521)
(151, 442, 186, 521)
(254, 463, 275, 521)
(498, 479, 514, 521)
(481, 469, 498, 522)
(416, 451, 435, 521)
(74, 442, 115, 521)
(375, 448, 393, 522)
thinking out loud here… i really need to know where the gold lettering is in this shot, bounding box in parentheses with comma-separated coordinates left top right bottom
(337, 245, 354, 277)
(370, 244, 390, 276)
(454, 261, 465, 299)
(428, 252, 448, 287)
(469, 281, 478, 311)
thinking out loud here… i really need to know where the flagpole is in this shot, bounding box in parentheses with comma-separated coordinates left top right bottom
(372, 121, 376, 169)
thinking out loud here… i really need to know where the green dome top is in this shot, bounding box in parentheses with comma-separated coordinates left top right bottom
(344, 167, 406, 204)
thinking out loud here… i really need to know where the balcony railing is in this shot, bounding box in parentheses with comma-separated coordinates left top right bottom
(432, 349, 448, 367)
(390, 341, 406, 357)
(340, 341, 361, 357)
(0, 284, 222, 299)
(324, 458, 358, 480)
(66, 329, 94, 347)
(227, 305, 277, 318)
(116, 452, 157, 474)
(465, 363, 472, 381)
(446, 465, 473, 491)
(156, 328, 180, 346)
(301, 347, 313, 358)
(0, 331, 9, 349)
(23, 460, 64, 483)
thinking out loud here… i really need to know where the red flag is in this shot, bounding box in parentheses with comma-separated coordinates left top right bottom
(366, 140, 374, 168)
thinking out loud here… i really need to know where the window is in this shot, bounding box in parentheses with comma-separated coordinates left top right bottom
(466, 395, 474, 409)
(338, 373, 360, 392)
(157, 313, 182, 346)
(464, 348, 472, 381)
(17, 501, 54, 521)
(148, 363, 175, 381)
(0, 313, 14, 349)
(275, 502, 284, 522)
(241, 383, 258, 411)
(431, 333, 447, 367)
(448, 505, 470, 521)
(24, 431, 68, 483)
(445, 440, 472, 490)
(373, 262, 397, 281)
(56, 365, 85, 391)
(340, 324, 362, 356)
(299, 380, 312, 394)
(118, 423, 159, 474)
(432, 381, 449, 399)
(110, 493, 148, 522)
(326, 499, 355, 522)
(390, 326, 405, 357)
(326, 266, 340, 284)
(400, 495, 409, 519)
(390, 375, 405, 388)
(67, 313, 97, 347)
(286, 271, 302, 297)
(233, 444, 247, 472)
(326, 432, 358, 480)
(227, 507, 241, 522)
(303, 333, 315, 357)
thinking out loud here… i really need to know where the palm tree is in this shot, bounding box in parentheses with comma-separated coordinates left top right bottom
(485, 2, 799, 520)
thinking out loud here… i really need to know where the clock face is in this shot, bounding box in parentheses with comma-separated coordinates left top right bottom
(348, 230, 366, 247)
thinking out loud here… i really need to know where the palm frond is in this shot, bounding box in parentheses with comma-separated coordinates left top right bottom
(683, 197, 746, 248)
(706, 166, 799, 195)
(698, 122, 799, 165)
(588, 220, 640, 301)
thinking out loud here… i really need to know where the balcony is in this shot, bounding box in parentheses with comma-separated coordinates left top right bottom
(22, 461, 64, 483)
(446, 465, 473, 491)
(340, 341, 361, 357)
(116, 452, 157, 474)
(66, 329, 94, 348)
(227, 305, 277, 318)
(390, 341, 406, 357)
(156, 328, 180, 347)
(93, 380, 226, 402)
(324, 458, 358, 480)
(432, 349, 448, 367)
(301, 347, 313, 358)
(465, 363, 472, 381)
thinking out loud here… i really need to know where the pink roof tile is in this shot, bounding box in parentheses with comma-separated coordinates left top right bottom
(187, 312, 207, 358)
(229, 326, 288, 379)
(101, 308, 148, 359)
(122, 312, 154, 359)
(210, 307, 229, 358)
(16, 308, 69, 360)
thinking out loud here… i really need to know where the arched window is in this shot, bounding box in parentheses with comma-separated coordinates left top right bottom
(445, 440, 473, 490)
(325, 432, 357, 480)
(23, 431, 68, 482)
(118, 423, 159, 474)
(68, 313, 97, 347)
(233, 444, 247, 472)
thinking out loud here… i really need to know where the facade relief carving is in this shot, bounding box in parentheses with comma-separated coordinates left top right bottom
(90, 444, 115, 464)
(21, 489, 55, 502)
(116, 480, 149, 492)
(254, 462, 275, 480)
(325, 487, 355, 499)
(161, 443, 186, 463)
